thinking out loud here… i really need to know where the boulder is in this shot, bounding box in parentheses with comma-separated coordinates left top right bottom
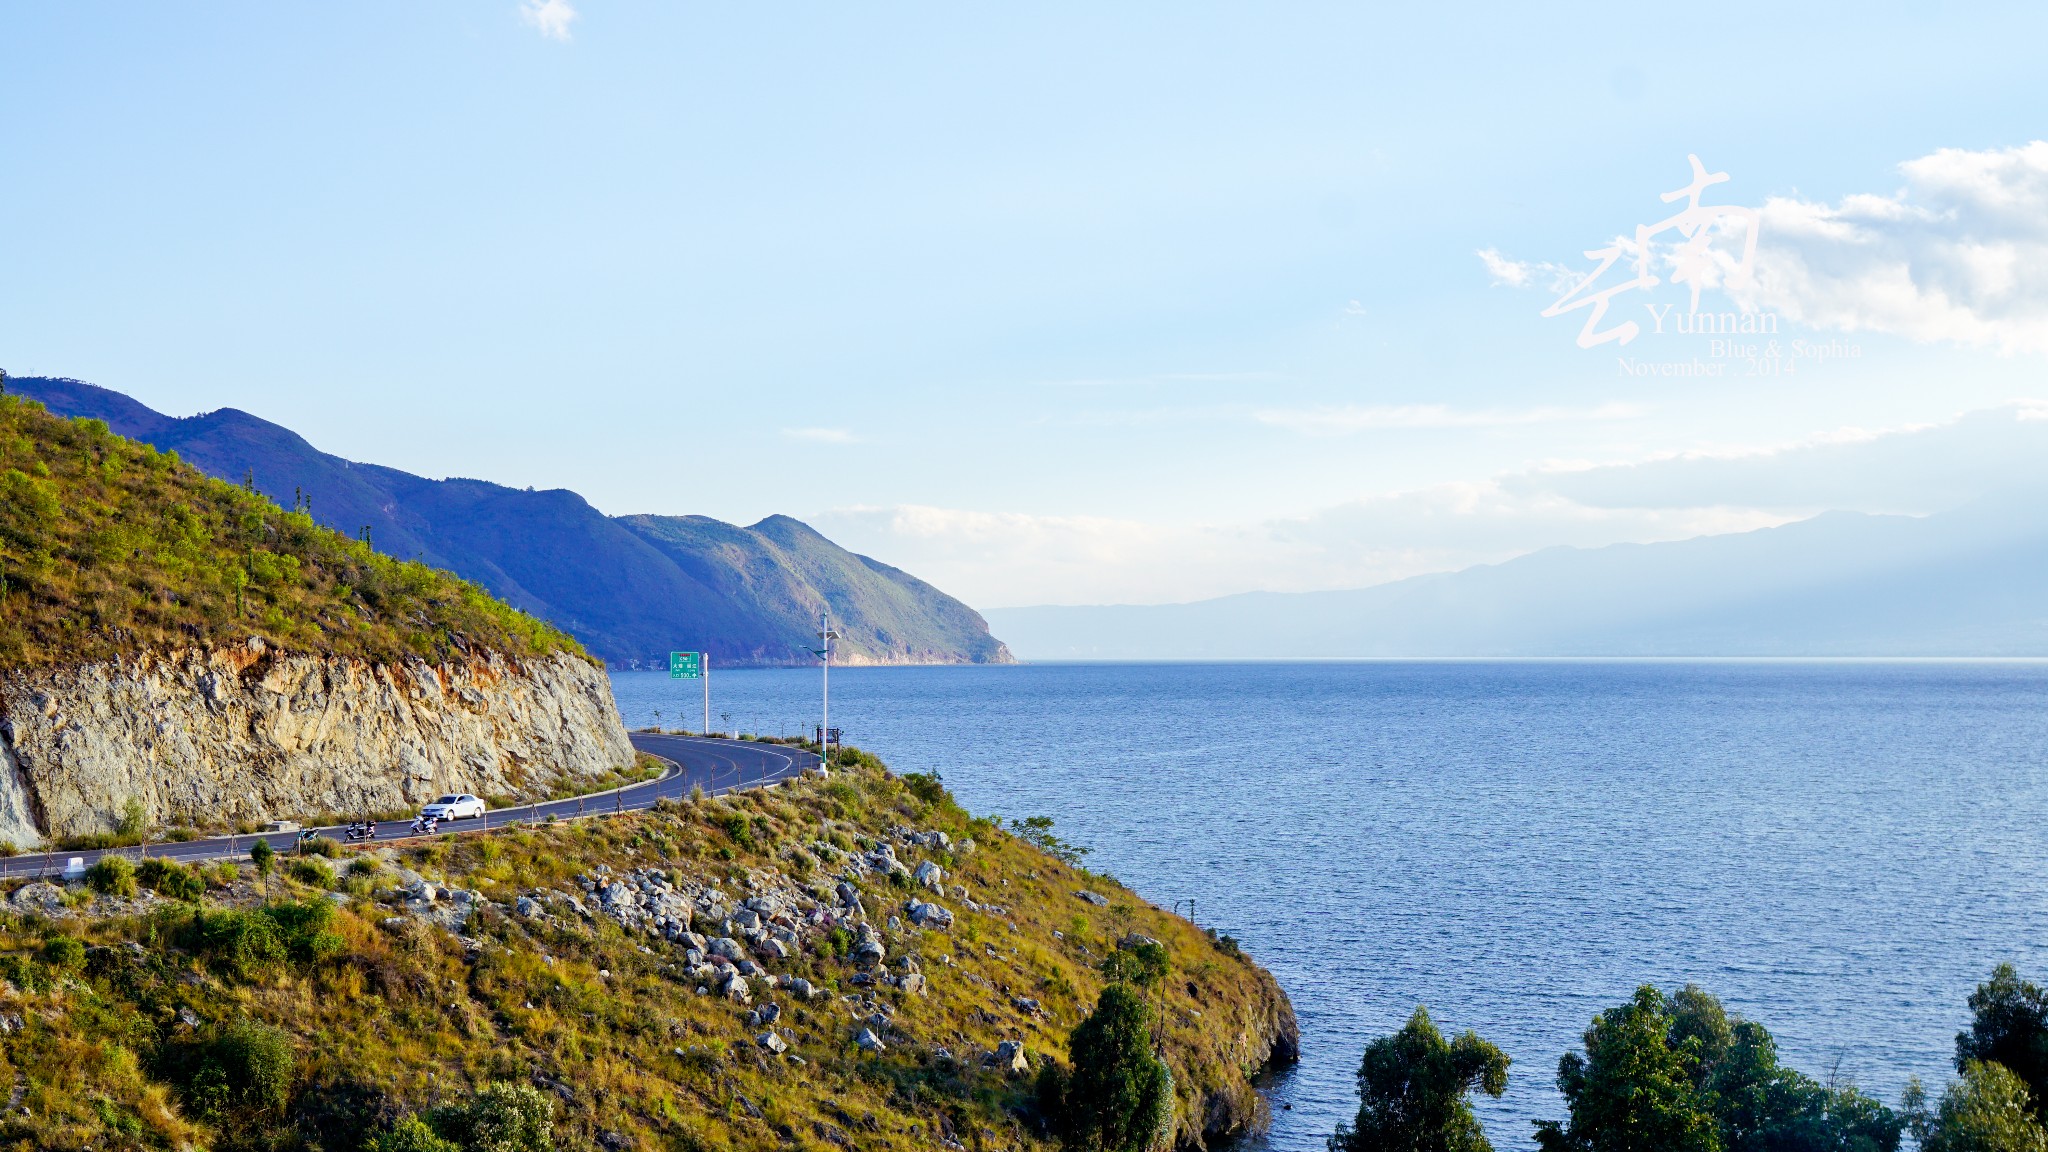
(1074, 890, 1109, 907)
(900, 972, 927, 996)
(907, 900, 955, 929)
(992, 1040, 1030, 1074)
(914, 861, 945, 892)
(855, 1028, 887, 1052)
(709, 937, 745, 962)
(723, 975, 751, 1003)
(757, 1031, 788, 1055)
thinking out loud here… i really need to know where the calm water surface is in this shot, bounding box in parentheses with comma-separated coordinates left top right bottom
(610, 661, 2048, 1151)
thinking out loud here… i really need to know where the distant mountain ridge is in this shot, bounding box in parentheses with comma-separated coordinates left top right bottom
(15, 376, 1012, 668)
(984, 492, 2048, 659)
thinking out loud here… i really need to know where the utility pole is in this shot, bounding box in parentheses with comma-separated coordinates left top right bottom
(704, 650, 711, 737)
(809, 608, 839, 768)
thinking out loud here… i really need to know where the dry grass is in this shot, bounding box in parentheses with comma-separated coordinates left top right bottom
(0, 753, 1291, 1152)
(0, 394, 581, 668)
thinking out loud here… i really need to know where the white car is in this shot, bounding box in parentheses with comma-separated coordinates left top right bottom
(420, 794, 486, 821)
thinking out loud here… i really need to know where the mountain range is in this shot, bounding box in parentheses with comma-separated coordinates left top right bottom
(15, 376, 1012, 668)
(984, 489, 2048, 659)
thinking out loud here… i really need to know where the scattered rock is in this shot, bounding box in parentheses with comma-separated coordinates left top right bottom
(855, 1028, 887, 1052)
(1074, 890, 1109, 907)
(991, 1040, 1030, 1074)
(914, 860, 945, 892)
(757, 1031, 789, 1054)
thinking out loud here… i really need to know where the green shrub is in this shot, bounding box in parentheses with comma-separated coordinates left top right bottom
(430, 1081, 556, 1152)
(137, 858, 205, 900)
(288, 857, 335, 887)
(115, 796, 149, 839)
(372, 1116, 460, 1152)
(249, 839, 275, 873)
(299, 835, 340, 858)
(39, 935, 86, 972)
(86, 854, 138, 896)
(185, 1016, 295, 1118)
(902, 772, 947, 806)
(0, 953, 51, 993)
(188, 908, 287, 978)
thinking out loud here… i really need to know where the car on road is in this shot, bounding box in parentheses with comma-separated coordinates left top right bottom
(420, 794, 486, 821)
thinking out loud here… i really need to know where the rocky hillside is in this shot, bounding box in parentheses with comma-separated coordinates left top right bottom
(0, 394, 635, 846)
(14, 377, 1014, 668)
(0, 749, 1296, 1152)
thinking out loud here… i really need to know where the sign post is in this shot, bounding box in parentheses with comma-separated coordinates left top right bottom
(669, 650, 707, 735)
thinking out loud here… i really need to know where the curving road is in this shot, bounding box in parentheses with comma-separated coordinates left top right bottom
(0, 733, 819, 882)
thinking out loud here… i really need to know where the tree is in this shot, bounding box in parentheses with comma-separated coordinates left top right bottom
(186, 1016, 296, 1118)
(1959, 965, 2048, 1119)
(431, 1082, 555, 1152)
(1911, 1061, 2048, 1152)
(1534, 985, 1723, 1152)
(1101, 941, 1171, 990)
(1328, 1006, 1509, 1152)
(249, 838, 274, 874)
(1041, 984, 1174, 1152)
(1537, 984, 1898, 1152)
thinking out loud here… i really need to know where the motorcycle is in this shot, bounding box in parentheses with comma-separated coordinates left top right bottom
(408, 815, 440, 837)
(344, 821, 377, 843)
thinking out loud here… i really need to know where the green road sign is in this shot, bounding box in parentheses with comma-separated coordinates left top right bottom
(669, 650, 702, 679)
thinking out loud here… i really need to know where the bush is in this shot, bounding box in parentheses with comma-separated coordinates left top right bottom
(86, 854, 138, 896)
(300, 835, 340, 858)
(0, 954, 50, 993)
(39, 935, 86, 972)
(1101, 941, 1170, 989)
(902, 772, 947, 806)
(138, 858, 206, 900)
(372, 1116, 460, 1152)
(430, 1082, 555, 1152)
(289, 857, 336, 887)
(249, 839, 275, 873)
(185, 1016, 296, 1118)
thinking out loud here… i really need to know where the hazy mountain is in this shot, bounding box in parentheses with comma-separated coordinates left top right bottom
(984, 493, 2048, 658)
(15, 376, 1012, 667)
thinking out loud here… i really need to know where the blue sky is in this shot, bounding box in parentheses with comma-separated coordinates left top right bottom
(5, 3, 2047, 605)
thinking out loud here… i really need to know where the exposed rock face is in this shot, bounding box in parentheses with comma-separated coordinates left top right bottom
(0, 641, 633, 846)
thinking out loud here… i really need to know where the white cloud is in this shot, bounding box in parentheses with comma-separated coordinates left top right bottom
(781, 427, 857, 444)
(812, 402, 2048, 608)
(1736, 141, 2048, 354)
(519, 0, 578, 42)
(1253, 402, 1643, 436)
(1477, 247, 1578, 292)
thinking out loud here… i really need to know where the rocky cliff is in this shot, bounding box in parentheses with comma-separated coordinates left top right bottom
(0, 639, 633, 847)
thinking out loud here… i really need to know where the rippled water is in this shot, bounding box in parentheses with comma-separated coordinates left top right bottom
(610, 661, 2048, 1150)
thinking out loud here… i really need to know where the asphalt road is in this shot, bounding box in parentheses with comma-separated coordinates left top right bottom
(0, 733, 819, 882)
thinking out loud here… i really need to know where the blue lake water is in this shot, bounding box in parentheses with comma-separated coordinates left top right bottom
(609, 661, 2048, 1150)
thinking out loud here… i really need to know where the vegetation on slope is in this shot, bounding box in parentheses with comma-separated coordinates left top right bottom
(16, 377, 1014, 668)
(0, 393, 581, 668)
(0, 749, 1292, 1151)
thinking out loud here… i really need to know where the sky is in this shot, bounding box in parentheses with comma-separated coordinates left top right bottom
(3, 2, 2047, 608)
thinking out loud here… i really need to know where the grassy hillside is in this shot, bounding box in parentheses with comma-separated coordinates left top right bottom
(616, 514, 1012, 665)
(0, 751, 1293, 1151)
(16, 377, 1013, 667)
(0, 393, 581, 668)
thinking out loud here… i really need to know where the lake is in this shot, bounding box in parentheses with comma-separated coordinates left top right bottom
(609, 660, 2048, 1150)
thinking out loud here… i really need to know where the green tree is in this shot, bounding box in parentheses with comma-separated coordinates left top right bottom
(1535, 986, 1722, 1152)
(86, 854, 138, 896)
(1959, 965, 2048, 1119)
(1101, 941, 1171, 989)
(1041, 984, 1174, 1152)
(1328, 1006, 1509, 1152)
(249, 838, 274, 874)
(1538, 985, 1898, 1152)
(1912, 1061, 2048, 1152)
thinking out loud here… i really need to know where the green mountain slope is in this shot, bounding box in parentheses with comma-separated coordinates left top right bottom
(0, 394, 579, 668)
(15, 376, 1012, 667)
(616, 514, 1012, 665)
